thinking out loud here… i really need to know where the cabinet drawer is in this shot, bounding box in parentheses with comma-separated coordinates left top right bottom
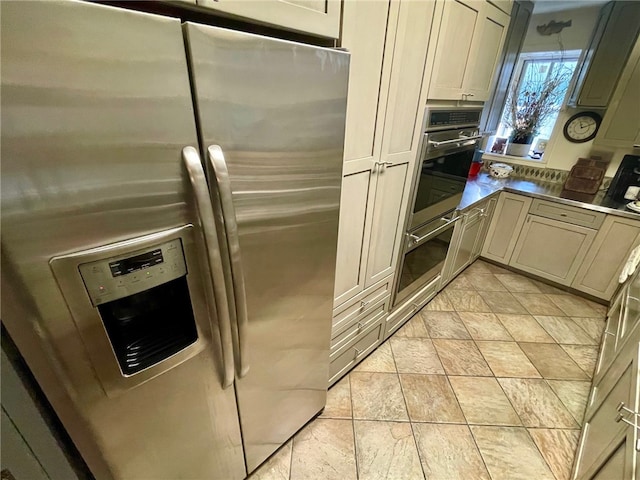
(331, 297, 389, 353)
(332, 278, 391, 338)
(385, 275, 439, 339)
(529, 199, 606, 229)
(328, 322, 383, 386)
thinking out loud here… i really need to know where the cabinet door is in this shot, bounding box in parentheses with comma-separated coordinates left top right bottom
(195, 0, 341, 38)
(482, 192, 532, 264)
(381, 0, 436, 163)
(574, 328, 639, 480)
(451, 211, 483, 280)
(341, 0, 391, 165)
(572, 216, 640, 301)
(428, 0, 480, 100)
(510, 215, 597, 286)
(365, 162, 410, 287)
(333, 168, 376, 307)
(464, 3, 510, 101)
(596, 39, 640, 148)
(472, 198, 496, 260)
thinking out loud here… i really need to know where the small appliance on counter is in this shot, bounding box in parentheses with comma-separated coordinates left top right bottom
(606, 154, 640, 203)
(488, 162, 513, 179)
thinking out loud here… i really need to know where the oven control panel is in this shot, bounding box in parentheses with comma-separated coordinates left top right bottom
(425, 108, 483, 131)
(78, 238, 187, 306)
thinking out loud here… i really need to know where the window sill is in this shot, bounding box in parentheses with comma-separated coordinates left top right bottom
(482, 152, 548, 167)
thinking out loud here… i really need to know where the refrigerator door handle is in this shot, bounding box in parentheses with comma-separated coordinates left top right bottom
(207, 145, 250, 377)
(182, 146, 236, 388)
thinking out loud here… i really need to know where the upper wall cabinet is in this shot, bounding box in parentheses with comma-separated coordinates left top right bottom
(594, 36, 640, 149)
(568, 1, 640, 108)
(195, 0, 341, 38)
(428, 0, 510, 102)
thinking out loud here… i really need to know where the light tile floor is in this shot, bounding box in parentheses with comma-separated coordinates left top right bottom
(250, 260, 607, 480)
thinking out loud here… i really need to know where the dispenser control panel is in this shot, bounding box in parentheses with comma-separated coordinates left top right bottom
(79, 238, 187, 306)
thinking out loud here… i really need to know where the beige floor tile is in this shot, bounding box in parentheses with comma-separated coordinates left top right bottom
(582, 298, 608, 317)
(445, 290, 493, 313)
(466, 273, 509, 292)
(447, 273, 474, 290)
(478, 260, 512, 275)
(494, 274, 542, 293)
(476, 341, 540, 378)
(498, 378, 578, 428)
(513, 293, 566, 316)
(350, 372, 409, 421)
(519, 343, 589, 380)
(290, 419, 356, 480)
(546, 380, 591, 426)
(530, 278, 569, 295)
(458, 312, 513, 340)
(432, 339, 493, 376)
(571, 317, 606, 343)
(249, 441, 292, 480)
(478, 290, 528, 314)
(528, 428, 580, 480)
(354, 421, 424, 480)
(561, 345, 599, 378)
(390, 337, 444, 374)
(465, 261, 494, 275)
(354, 341, 396, 373)
(547, 294, 601, 317)
(420, 311, 471, 339)
(400, 374, 465, 423)
(394, 316, 430, 338)
(422, 292, 455, 311)
(534, 315, 596, 345)
(320, 376, 351, 419)
(413, 424, 490, 480)
(496, 314, 555, 342)
(449, 376, 521, 426)
(471, 426, 555, 480)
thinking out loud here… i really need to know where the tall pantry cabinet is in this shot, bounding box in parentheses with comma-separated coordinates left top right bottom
(329, 0, 436, 383)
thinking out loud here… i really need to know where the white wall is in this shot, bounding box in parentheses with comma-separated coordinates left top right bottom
(520, 5, 603, 172)
(522, 6, 601, 53)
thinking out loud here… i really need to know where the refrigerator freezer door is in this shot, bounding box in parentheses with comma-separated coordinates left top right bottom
(185, 22, 349, 471)
(1, 2, 245, 479)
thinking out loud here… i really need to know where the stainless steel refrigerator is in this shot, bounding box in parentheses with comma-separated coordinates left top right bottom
(0, 1, 349, 479)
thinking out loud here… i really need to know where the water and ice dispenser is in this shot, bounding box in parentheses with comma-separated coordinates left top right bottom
(50, 226, 205, 394)
(78, 238, 198, 375)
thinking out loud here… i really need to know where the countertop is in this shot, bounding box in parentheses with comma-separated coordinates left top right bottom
(458, 172, 640, 221)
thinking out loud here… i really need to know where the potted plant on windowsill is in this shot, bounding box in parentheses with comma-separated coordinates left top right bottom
(503, 67, 569, 157)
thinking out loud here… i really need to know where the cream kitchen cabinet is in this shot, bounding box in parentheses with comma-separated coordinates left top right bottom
(509, 215, 597, 286)
(572, 215, 640, 301)
(195, 0, 341, 38)
(427, 0, 510, 101)
(482, 192, 532, 263)
(333, 0, 436, 308)
(594, 36, 640, 149)
(442, 197, 496, 287)
(573, 270, 640, 480)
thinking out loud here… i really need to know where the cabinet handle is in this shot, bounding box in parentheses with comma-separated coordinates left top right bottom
(604, 330, 616, 337)
(616, 402, 638, 416)
(615, 413, 636, 427)
(354, 347, 363, 358)
(360, 300, 371, 309)
(357, 321, 365, 331)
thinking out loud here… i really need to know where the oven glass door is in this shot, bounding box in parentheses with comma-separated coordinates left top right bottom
(411, 140, 475, 229)
(396, 217, 457, 305)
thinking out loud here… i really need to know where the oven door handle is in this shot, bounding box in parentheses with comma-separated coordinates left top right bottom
(428, 134, 483, 148)
(408, 215, 462, 247)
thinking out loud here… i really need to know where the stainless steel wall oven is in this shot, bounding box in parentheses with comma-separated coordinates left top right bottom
(395, 107, 482, 306)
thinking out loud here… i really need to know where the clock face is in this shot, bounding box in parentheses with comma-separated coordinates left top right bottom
(563, 112, 602, 143)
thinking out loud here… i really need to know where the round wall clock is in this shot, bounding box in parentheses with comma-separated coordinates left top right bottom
(563, 111, 602, 143)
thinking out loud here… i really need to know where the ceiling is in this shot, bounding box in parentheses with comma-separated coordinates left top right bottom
(532, 0, 608, 14)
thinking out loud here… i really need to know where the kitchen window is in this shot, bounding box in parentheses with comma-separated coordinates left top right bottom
(492, 51, 580, 159)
